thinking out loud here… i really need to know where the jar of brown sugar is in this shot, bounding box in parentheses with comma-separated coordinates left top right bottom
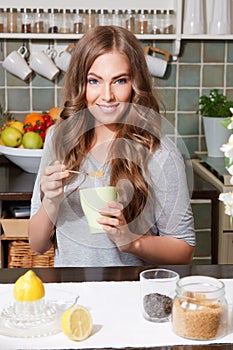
(172, 275, 228, 340)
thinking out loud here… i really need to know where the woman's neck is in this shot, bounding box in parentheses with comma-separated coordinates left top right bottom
(90, 124, 117, 163)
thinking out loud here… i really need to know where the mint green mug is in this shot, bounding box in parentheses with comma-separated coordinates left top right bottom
(80, 186, 118, 233)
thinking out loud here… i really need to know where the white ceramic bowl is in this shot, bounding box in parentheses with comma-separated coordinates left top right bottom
(0, 145, 43, 173)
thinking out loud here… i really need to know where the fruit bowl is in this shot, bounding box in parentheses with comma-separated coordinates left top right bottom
(0, 145, 43, 173)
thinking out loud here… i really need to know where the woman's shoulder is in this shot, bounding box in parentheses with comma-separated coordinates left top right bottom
(153, 135, 182, 160)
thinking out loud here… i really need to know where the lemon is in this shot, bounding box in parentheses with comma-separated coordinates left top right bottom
(13, 270, 45, 302)
(10, 120, 24, 135)
(61, 305, 93, 341)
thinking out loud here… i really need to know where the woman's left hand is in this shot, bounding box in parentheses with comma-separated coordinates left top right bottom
(97, 201, 136, 251)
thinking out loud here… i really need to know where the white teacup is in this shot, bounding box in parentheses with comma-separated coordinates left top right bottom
(2, 46, 32, 81)
(144, 46, 170, 78)
(55, 44, 74, 72)
(30, 50, 59, 80)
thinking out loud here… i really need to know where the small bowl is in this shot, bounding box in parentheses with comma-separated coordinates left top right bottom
(0, 145, 43, 173)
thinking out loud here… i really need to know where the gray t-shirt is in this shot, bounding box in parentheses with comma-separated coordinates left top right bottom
(30, 132, 195, 267)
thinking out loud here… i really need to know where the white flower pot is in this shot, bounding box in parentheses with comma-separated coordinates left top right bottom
(203, 116, 232, 157)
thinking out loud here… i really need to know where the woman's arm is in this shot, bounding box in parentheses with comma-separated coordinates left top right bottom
(97, 201, 195, 264)
(29, 161, 69, 254)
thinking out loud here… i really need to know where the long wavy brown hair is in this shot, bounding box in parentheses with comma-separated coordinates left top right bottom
(53, 25, 162, 231)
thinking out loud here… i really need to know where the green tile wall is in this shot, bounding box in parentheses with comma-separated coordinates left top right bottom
(1, 39, 233, 159)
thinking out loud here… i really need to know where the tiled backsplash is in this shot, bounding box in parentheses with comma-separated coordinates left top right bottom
(1, 39, 233, 158)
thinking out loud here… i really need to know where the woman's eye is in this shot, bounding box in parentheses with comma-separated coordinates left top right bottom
(87, 78, 98, 85)
(115, 78, 128, 85)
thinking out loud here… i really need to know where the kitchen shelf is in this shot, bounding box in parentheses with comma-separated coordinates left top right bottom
(1, 0, 233, 58)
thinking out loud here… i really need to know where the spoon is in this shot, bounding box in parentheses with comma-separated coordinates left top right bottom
(67, 169, 104, 178)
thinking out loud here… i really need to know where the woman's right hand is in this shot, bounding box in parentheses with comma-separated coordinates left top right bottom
(40, 160, 70, 203)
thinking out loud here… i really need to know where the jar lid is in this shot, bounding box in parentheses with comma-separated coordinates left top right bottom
(98, 9, 108, 15)
(33, 8, 44, 14)
(20, 8, 31, 13)
(112, 9, 123, 15)
(85, 9, 96, 14)
(6, 8, 17, 12)
(48, 9, 58, 14)
(73, 9, 84, 14)
(59, 9, 71, 14)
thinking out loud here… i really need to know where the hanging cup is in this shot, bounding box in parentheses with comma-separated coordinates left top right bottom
(2, 46, 32, 81)
(144, 46, 170, 78)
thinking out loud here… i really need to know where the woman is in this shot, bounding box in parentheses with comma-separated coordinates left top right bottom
(29, 25, 195, 266)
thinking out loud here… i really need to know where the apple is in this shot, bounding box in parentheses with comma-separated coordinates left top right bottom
(22, 131, 43, 149)
(1, 127, 22, 147)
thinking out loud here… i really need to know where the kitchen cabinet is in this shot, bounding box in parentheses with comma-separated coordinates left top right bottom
(0, 156, 54, 268)
(192, 156, 233, 264)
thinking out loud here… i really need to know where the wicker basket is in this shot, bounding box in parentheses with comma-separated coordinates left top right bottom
(8, 240, 54, 268)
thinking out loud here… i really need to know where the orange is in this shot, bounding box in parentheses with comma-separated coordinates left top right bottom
(48, 107, 62, 120)
(24, 113, 44, 127)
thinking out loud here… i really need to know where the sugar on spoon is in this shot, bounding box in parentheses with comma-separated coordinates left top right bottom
(66, 169, 104, 178)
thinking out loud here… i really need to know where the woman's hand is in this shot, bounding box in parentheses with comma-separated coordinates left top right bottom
(97, 201, 137, 251)
(40, 160, 70, 203)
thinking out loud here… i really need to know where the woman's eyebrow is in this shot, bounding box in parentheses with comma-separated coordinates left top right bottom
(87, 72, 130, 80)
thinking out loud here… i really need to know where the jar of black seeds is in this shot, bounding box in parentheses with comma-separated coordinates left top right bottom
(140, 268, 179, 322)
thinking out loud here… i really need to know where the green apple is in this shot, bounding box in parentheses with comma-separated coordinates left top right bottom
(1, 127, 22, 147)
(22, 131, 43, 149)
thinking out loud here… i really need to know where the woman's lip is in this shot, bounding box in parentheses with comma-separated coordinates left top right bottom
(97, 104, 120, 113)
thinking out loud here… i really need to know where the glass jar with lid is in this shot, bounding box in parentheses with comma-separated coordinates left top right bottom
(97, 9, 109, 26)
(137, 9, 149, 34)
(85, 9, 96, 31)
(111, 9, 123, 27)
(59, 9, 71, 34)
(73, 9, 84, 34)
(0, 9, 4, 33)
(21, 8, 32, 33)
(48, 8, 58, 33)
(172, 275, 228, 340)
(163, 9, 175, 34)
(125, 9, 136, 33)
(33, 8, 45, 33)
(6, 8, 18, 33)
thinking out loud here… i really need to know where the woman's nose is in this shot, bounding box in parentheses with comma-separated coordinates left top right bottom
(101, 84, 113, 101)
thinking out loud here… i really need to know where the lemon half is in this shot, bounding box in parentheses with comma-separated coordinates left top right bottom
(61, 305, 93, 341)
(13, 270, 45, 302)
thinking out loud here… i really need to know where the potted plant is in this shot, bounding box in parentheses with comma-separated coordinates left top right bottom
(197, 89, 233, 157)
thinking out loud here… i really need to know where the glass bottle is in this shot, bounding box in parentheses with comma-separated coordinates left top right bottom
(33, 8, 45, 33)
(48, 8, 58, 33)
(151, 9, 162, 34)
(172, 276, 228, 340)
(6, 8, 18, 33)
(163, 9, 175, 34)
(98, 9, 109, 26)
(0, 9, 4, 33)
(21, 8, 32, 33)
(73, 9, 84, 34)
(59, 9, 71, 34)
(111, 9, 123, 27)
(125, 9, 135, 33)
(137, 9, 148, 34)
(85, 9, 96, 31)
